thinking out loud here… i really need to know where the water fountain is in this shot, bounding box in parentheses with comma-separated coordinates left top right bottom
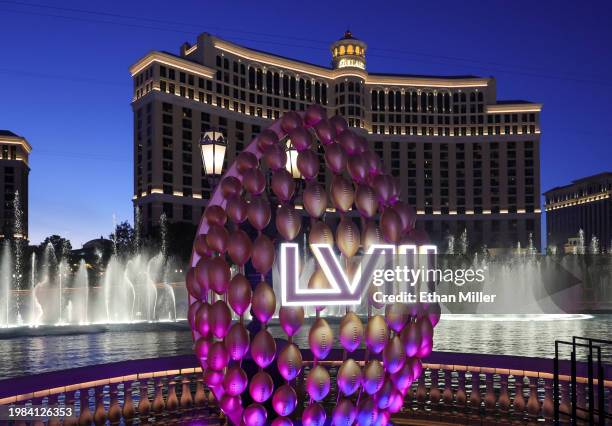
(527, 232, 537, 256)
(577, 228, 586, 255)
(29, 252, 41, 326)
(1, 219, 610, 330)
(459, 228, 468, 255)
(0, 231, 181, 329)
(158, 213, 177, 321)
(73, 259, 88, 324)
(57, 259, 67, 325)
(1, 241, 12, 327)
(12, 191, 24, 320)
(446, 234, 455, 255)
(590, 236, 600, 255)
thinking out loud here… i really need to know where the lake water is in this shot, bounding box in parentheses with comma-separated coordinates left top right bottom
(1, 314, 610, 380)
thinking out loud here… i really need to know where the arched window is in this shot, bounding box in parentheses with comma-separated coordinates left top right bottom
(322, 84, 327, 104)
(470, 92, 476, 102)
(340, 82, 345, 92)
(240, 64, 246, 75)
(460, 93, 466, 102)
(283, 75, 289, 95)
(420, 92, 427, 111)
(223, 58, 229, 70)
(248, 67, 255, 90)
(339, 45, 346, 55)
(315, 82, 321, 103)
(372, 91, 378, 111)
(437, 93, 443, 112)
(347, 45, 354, 54)
(379, 91, 385, 110)
(306, 80, 312, 100)
(256, 69, 263, 91)
(266, 71, 272, 94)
(299, 78, 305, 100)
(388, 91, 395, 112)
(273, 73, 280, 95)
(427, 92, 434, 111)
(348, 81, 354, 92)
(290, 76, 296, 98)
(478, 92, 484, 102)
(395, 92, 401, 111)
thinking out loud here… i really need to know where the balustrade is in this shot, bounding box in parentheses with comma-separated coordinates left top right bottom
(0, 352, 609, 424)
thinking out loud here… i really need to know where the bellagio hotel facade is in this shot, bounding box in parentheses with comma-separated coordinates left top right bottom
(130, 31, 542, 250)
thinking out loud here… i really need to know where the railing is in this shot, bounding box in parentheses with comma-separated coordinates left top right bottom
(0, 355, 220, 425)
(555, 337, 612, 425)
(0, 350, 610, 425)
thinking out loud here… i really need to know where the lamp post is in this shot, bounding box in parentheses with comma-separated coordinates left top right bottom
(200, 131, 227, 195)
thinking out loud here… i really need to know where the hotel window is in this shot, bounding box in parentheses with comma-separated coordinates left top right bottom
(248, 68, 255, 90)
(388, 91, 395, 112)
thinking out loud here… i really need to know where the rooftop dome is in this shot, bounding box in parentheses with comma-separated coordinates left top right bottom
(330, 30, 367, 70)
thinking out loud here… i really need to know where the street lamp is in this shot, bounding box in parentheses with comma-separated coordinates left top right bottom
(285, 139, 302, 179)
(200, 131, 227, 177)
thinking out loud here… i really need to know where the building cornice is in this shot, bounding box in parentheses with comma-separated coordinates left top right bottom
(545, 190, 611, 211)
(129, 51, 215, 78)
(213, 38, 338, 79)
(0, 135, 32, 153)
(486, 103, 543, 114)
(365, 74, 489, 88)
(214, 37, 492, 88)
(132, 37, 491, 89)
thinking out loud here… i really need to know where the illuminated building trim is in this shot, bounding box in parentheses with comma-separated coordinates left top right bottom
(130, 52, 215, 78)
(486, 104, 543, 113)
(545, 191, 611, 211)
(0, 137, 33, 153)
(185, 44, 198, 55)
(186, 38, 492, 88)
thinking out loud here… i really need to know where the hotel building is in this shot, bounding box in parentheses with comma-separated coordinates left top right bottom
(544, 172, 612, 252)
(0, 130, 30, 240)
(130, 31, 542, 249)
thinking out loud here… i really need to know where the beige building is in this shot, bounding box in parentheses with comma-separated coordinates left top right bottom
(0, 130, 30, 240)
(130, 31, 542, 250)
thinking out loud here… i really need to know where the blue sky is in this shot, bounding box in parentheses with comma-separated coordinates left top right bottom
(1, 0, 610, 247)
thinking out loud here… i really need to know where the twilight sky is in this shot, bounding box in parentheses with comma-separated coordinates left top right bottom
(1, 0, 610, 247)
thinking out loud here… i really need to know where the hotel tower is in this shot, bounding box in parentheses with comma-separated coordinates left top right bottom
(130, 31, 542, 250)
(0, 130, 30, 240)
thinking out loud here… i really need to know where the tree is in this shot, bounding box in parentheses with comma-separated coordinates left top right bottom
(109, 221, 135, 260)
(39, 235, 72, 261)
